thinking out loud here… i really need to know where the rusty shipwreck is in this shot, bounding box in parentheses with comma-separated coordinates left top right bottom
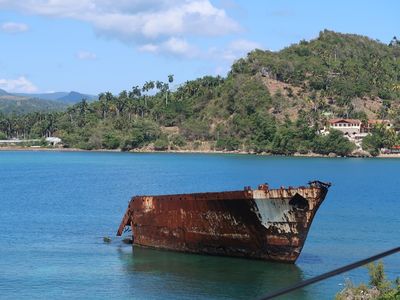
(117, 181, 330, 263)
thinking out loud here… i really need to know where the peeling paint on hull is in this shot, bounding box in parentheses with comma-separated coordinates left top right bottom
(117, 181, 330, 263)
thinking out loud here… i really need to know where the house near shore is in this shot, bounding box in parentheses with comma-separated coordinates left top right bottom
(45, 137, 62, 146)
(326, 119, 393, 136)
(0, 137, 62, 147)
(363, 119, 393, 133)
(381, 145, 400, 154)
(328, 119, 362, 135)
(320, 119, 394, 151)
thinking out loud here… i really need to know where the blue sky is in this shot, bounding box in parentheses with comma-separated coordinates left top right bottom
(0, 0, 398, 95)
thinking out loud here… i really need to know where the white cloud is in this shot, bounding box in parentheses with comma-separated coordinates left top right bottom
(228, 39, 261, 53)
(139, 37, 199, 58)
(214, 65, 229, 76)
(76, 50, 97, 60)
(139, 37, 261, 61)
(0, 0, 240, 57)
(0, 22, 29, 33)
(209, 39, 261, 62)
(138, 43, 159, 53)
(268, 9, 294, 17)
(0, 1, 263, 62)
(0, 76, 38, 93)
(163, 38, 192, 56)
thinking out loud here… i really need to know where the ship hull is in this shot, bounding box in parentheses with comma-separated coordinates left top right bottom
(117, 181, 330, 263)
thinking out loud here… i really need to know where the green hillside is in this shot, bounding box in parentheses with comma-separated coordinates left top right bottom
(240, 30, 400, 99)
(1, 30, 399, 155)
(0, 96, 67, 115)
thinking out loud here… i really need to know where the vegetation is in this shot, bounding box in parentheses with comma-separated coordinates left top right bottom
(362, 125, 398, 156)
(1, 30, 400, 156)
(241, 31, 400, 101)
(0, 97, 67, 115)
(335, 261, 400, 300)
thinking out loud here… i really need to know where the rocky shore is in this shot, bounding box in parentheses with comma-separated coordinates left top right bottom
(1, 145, 399, 158)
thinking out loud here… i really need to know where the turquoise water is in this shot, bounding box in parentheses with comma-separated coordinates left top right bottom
(0, 152, 399, 299)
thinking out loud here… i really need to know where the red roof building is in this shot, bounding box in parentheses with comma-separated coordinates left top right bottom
(328, 118, 394, 135)
(329, 119, 362, 135)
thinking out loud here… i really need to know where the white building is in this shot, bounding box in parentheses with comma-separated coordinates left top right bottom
(45, 137, 62, 146)
(329, 119, 362, 135)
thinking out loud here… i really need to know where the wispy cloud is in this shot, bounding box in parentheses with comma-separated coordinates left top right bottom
(0, 22, 29, 33)
(76, 50, 97, 60)
(140, 37, 261, 61)
(0, 76, 38, 93)
(210, 39, 261, 61)
(268, 9, 295, 17)
(0, 0, 241, 58)
(139, 37, 200, 58)
(208, 39, 261, 76)
(227, 39, 261, 55)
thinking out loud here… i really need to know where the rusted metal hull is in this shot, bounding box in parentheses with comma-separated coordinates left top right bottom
(117, 181, 330, 263)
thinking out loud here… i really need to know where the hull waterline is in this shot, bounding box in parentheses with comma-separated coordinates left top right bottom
(117, 181, 330, 263)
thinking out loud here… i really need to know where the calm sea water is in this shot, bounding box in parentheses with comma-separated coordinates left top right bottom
(0, 151, 399, 299)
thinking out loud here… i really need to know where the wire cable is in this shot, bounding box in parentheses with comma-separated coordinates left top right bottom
(259, 246, 400, 300)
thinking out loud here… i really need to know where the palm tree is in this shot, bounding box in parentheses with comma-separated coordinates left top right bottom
(166, 74, 174, 106)
(142, 80, 155, 108)
(66, 106, 76, 124)
(129, 85, 142, 99)
(98, 92, 112, 119)
(76, 99, 89, 126)
(114, 91, 128, 117)
(126, 97, 137, 121)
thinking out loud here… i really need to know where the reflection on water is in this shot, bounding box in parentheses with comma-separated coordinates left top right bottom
(3, 152, 399, 299)
(117, 245, 310, 300)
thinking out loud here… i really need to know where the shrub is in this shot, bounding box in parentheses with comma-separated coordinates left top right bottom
(335, 261, 400, 300)
(102, 132, 121, 149)
(313, 130, 355, 156)
(171, 134, 186, 147)
(181, 119, 210, 140)
(154, 138, 169, 151)
(215, 137, 241, 151)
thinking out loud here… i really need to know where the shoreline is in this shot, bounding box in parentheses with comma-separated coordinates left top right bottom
(1, 145, 400, 158)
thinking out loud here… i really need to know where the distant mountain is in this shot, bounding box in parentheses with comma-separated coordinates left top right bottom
(0, 89, 96, 114)
(56, 91, 97, 103)
(0, 97, 67, 115)
(14, 92, 69, 101)
(13, 91, 97, 104)
(0, 89, 10, 96)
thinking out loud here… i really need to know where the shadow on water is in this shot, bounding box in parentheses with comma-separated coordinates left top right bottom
(117, 245, 311, 300)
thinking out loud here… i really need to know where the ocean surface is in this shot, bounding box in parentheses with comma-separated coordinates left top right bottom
(0, 151, 399, 299)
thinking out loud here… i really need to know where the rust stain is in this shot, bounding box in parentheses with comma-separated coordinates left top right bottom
(117, 181, 330, 263)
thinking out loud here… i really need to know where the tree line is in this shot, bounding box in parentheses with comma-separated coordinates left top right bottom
(1, 30, 400, 156)
(0, 73, 357, 155)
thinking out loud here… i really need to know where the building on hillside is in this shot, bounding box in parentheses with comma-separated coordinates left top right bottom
(45, 137, 62, 146)
(323, 118, 395, 152)
(362, 120, 393, 133)
(327, 119, 394, 136)
(328, 119, 362, 135)
(381, 145, 400, 154)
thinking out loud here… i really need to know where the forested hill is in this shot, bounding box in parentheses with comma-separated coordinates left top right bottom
(237, 30, 400, 101)
(1, 30, 399, 155)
